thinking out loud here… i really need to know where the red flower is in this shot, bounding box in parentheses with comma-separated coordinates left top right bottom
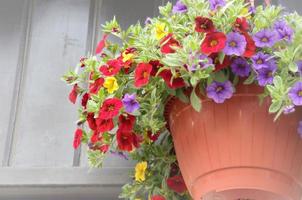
(90, 130, 102, 144)
(160, 34, 180, 54)
(151, 195, 166, 200)
(118, 114, 136, 131)
(243, 32, 256, 58)
(99, 59, 122, 76)
(81, 93, 90, 108)
(133, 133, 143, 148)
(159, 70, 186, 89)
(73, 128, 83, 149)
(99, 98, 123, 119)
(89, 78, 104, 94)
(233, 17, 249, 33)
(69, 84, 79, 104)
(96, 118, 114, 132)
(134, 63, 152, 88)
(209, 53, 232, 71)
(87, 113, 97, 130)
(99, 144, 109, 153)
(195, 16, 215, 33)
(95, 34, 108, 54)
(200, 32, 226, 54)
(149, 60, 163, 76)
(166, 175, 187, 194)
(147, 131, 160, 142)
(116, 129, 135, 152)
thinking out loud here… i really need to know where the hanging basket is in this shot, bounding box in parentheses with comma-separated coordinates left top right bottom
(166, 84, 302, 200)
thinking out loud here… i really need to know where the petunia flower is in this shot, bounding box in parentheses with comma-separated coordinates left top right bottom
(118, 114, 136, 131)
(135, 161, 148, 182)
(231, 57, 251, 77)
(253, 29, 277, 48)
(87, 113, 97, 130)
(89, 77, 104, 94)
(122, 93, 140, 113)
(155, 22, 167, 40)
(283, 105, 295, 114)
(99, 59, 122, 76)
(209, 53, 232, 71)
(274, 20, 294, 42)
(206, 80, 234, 103)
(209, 0, 226, 10)
(166, 175, 187, 194)
(73, 128, 83, 149)
(233, 17, 249, 33)
(151, 195, 166, 200)
(256, 62, 277, 86)
(201, 32, 226, 54)
(99, 98, 123, 119)
(195, 17, 215, 33)
(81, 93, 90, 108)
(172, 0, 187, 14)
(223, 32, 247, 56)
(134, 63, 152, 88)
(251, 52, 271, 70)
(242, 32, 256, 58)
(90, 130, 102, 144)
(288, 82, 302, 106)
(69, 84, 79, 104)
(103, 77, 119, 94)
(95, 118, 114, 133)
(159, 69, 186, 89)
(160, 34, 180, 54)
(149, 60, 163, 76)
(116, 128, 135, 151)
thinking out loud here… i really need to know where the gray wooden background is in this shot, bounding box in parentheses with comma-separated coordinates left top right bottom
(0, 0, 300, 200)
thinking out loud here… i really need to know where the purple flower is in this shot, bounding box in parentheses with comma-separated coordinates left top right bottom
(206, 80, 234, 103)
(145, 17, 152, 25)
(297, 60, 302, 75)
(231, 57, 251, 77)
(223, 32, 247, 56)
(249, 6, 256, 14)
(209, 0, 226, 10)
(199, 54, 213, 68)
(122, 93, 140, 113)
(256, 62, 277, 86)
(288, 82, 302, 106)
(283, 105, 295, 114)
(173, 0, 188, 14)
(251, 52, 271, 70)
(274, 20, 294, 42)
(253, 29, 277, 48)
(298, 121, 302, 138)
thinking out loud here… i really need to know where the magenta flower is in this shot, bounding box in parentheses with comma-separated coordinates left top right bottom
(253, 29, 277, 48)
(173, 1, 188, 13)
(288, 82, 302, 106)
(209, 0, 226, 10)
(274, 20, 294, 42)
(231, 57, 251, 77)
(251, 52, 271, 70)
(122, 93, 140, 113)
(223, 32, 247, 56)
(256, 62, 277, 86)
(206, 81, 234, 103)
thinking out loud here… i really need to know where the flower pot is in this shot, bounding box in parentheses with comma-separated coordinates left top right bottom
(166, 84, 302, 200)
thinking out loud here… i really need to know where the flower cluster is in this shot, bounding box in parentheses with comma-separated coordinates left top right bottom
(63, 0, 302, 199)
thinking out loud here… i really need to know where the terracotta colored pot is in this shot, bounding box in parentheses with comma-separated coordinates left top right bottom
(166, 84, 302, 200)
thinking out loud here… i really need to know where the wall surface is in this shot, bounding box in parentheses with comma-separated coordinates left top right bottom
(0, 0, 301, 199)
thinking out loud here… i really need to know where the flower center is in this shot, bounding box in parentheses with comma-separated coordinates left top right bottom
(257, 59, 263, 64)
(267, 71, 273, 77)
(108, 105, 115, 111)
(108, 66, 113, 72)
(299, 90, 302, 97)
(210, 40, 218, 47)
(230, 41, 237, 47)
(143, 71, 148, 78)
(261, 37, 268, 42)
(216, 86, 223, 92)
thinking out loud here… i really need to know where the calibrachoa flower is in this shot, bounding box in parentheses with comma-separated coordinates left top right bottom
(103, 77, 119, 94)
(69, 84, 79, 104)
(155, 22, 167, 40)
(159, 69, 186, 89)
(251, 52, 271, 70)
(233, 17, 249, 33)
(201, 32, 226, 54)
(95, 118, 114, 132)
(209, 0, 226, 10)
(160, 34, 180, 54)
(73, 128, 83, 149)
(118, 114, 136, 131)
(199, 54, 213, 69)
(149, 60, 163, 76)
(274, 20, 294, 42)
(99, 59, 122, 76)
(206, 81, 234, 103)
(81, 93, 89, 108)
(283, 105, 295, 114)
(288, 82, 302, 106)
(256, 62, 277, 86)
(145, 17, 152, 25)
(253, 29, 277, 48)
(89, 77, 104, 94)
(231, 57, 251, 77)
(116, 129, 135, 151)
(134, 63, 152, 88)
(195, 17, 215, 33)
(122, 93, 140, 113)
(87, 113, 97, 130)
(223, 32, 247, 56)
(135, 161, 147, 182)
(298, 121, 302, 138)
(210, 53, 232, 71)
(99, 98, 123, 119)
(166, 175, 187, 194)
(242, 32, 256, 58)
(151, 195, 166, 200)
(297, 60, 302, 75)
(173, 0, 187, 14)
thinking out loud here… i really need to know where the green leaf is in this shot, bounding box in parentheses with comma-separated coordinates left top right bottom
(289, 62, 298, 72)
(244, 73, 255, 85)
(218, 52, 225, 64)
(269, 100, 282, 113)
(176, 89, 189, 104)
(86, 100, 99, 113)
(190, 88, 202, 112)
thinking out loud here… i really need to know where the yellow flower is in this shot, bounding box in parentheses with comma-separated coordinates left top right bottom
(135, 161, 147, 182)
(155, 22, 167, 40)
(122, 51, 134, 63)
(240, 7, 251, 19)
(103, 77, 119, 94)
